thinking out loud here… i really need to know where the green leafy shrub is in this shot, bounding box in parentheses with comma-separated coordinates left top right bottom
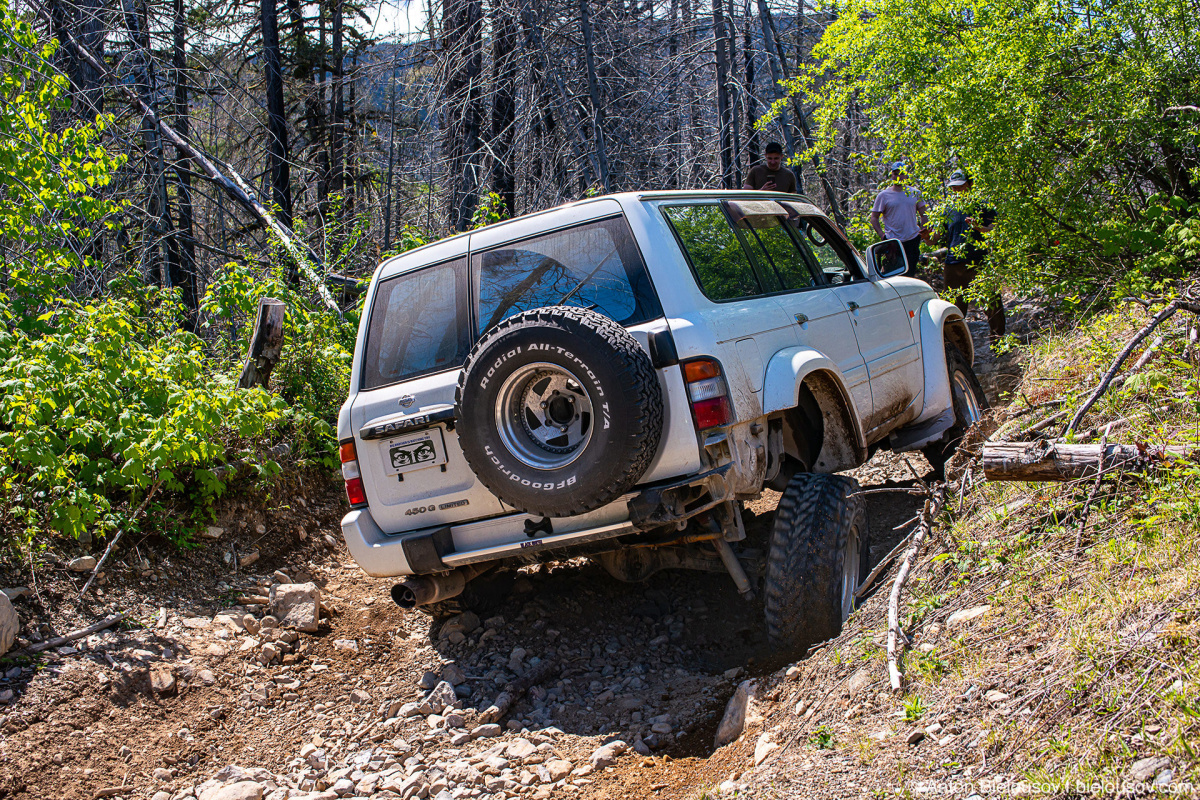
(0, 14, 341, 551)
(776, 0, 1200, 299)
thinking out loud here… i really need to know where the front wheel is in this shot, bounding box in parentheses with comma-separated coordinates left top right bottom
(922, 342, 988, 476)
(764, 473, 870, 656)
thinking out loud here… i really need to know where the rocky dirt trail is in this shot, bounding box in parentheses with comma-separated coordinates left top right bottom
(0, 311, 1017, 800)
(0, 453, 927, 800)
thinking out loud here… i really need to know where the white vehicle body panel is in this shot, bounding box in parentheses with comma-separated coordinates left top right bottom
(338, 190, 967, 578)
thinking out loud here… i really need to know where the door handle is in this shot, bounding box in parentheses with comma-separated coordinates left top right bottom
(794, 313, 809, 325)
(847, 301, 860, 312)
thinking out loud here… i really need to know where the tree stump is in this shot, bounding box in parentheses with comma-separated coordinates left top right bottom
(237, 297, 286, 389)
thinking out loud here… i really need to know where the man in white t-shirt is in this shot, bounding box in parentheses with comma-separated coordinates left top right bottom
(870, 161, 928, 276)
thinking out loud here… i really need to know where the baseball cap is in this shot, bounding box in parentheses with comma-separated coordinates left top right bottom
(947, 169, 971, 187)
(888, 160, 907, 172)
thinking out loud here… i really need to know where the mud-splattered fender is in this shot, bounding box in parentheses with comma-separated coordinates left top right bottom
(761, 347, 868, 453)
(915, 299, 971, 425)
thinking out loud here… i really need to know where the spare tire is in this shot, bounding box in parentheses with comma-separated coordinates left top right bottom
(455, 306, 664, 517)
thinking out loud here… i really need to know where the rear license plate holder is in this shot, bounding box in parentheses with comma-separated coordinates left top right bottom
(384, 428, 447, 475)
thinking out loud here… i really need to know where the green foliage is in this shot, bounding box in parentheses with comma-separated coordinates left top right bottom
(0, 290, 295, 544)
(382, 224, 430, 259)
(0, 12, 125, 316)
(902, 694, 928, 722)
(777, 0, 1200, 297)
(0, 15, 341, 551)
(471, 191, 511, 229)
(809, 724, 835, 749)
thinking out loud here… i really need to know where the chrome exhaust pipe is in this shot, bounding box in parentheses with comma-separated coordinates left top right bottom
(390, 565, 485, 608)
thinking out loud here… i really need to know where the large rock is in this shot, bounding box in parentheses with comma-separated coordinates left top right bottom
(0, 593, 17, 655)
(149, 667, 176, 695)
(269, 582, 321, 633)
(714, 680, 756, 748)
(505, 738, 537, 759)
(1128, 756, 1171, 783)
(947, 605, 992, 626)
(589, 741, 627, 769)
(418, 681, 457, 714)
(67, 556, 97, 572)
(198, 781, 263, 800)
(754, 732, 778, 765)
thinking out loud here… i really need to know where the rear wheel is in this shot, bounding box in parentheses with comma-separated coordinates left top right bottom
(764, 473, 870, 655)
(922, 343, 988, 476)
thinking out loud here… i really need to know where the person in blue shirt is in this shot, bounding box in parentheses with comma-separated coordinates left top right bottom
(929, 170, 1005, 341)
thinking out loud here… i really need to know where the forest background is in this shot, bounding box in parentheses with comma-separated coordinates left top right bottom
(0, 0, 1196, 554)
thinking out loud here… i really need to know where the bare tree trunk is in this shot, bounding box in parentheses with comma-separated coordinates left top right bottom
(578, 0, 612, 193)
(331, 0, 345, 200)
(726, 0, 742, 187)
(48, 0, 106, 118)
(713, 0, 733, 187)
(667, 0, 681, 188)
(755, 0, 796, 168)
(121, 0, 173, 287)
(490, 1, 518, 215)
(261, 0, 295, 282)
(444, 0, 484, 230)
(742, 12, 759, 169)
(520, 0, 594, 192)
(758, 0, 845, 224)
(383, 61, 399, 249)
(171, 0, 198, 319)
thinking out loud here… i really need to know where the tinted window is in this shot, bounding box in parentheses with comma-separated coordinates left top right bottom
(474, 216, 660, 334)
(729, 214, 818, 291)
(362, 259, 469, 389)
(663, 204, 761, 301)
(788, 215, 865, 285)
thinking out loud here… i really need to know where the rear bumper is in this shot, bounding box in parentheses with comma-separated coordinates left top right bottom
(341, 464, 734, 577)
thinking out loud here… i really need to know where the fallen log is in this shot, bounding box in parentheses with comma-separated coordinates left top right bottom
(983, 441, 1193, 482)
(14, 612, 126, 656)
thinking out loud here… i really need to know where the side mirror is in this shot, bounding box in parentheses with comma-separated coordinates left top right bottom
(865, 239, 908, 280)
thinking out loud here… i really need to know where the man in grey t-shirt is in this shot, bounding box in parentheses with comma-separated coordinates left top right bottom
(742, 142, 798, 194)
(870, 161, 927, 276)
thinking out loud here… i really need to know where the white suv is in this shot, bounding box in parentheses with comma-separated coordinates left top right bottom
(337, 191, 985, 653)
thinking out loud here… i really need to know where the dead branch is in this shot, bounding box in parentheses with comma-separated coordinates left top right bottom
(888, 483, 945, 692)
(78, 478, 165, 600)
(479, 659, 561, 723)
(15, 613, 125, 655)
(855, 530, 914, 600)
(32, 3, 341, 316)
(982, 441, 1193, 482)
(1065, 292, 1200, 435)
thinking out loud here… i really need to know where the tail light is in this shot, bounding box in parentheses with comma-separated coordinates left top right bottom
(340, 439, 368, 507)
(682, 358, 732, 430)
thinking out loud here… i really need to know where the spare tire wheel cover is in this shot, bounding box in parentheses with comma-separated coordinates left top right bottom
(456, 307, 664, 517)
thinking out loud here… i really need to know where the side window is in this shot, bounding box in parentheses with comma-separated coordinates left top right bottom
(726, 212, 819, 292)
(662, 204, 761, 301)
(474, 216, 660, 334)
(362, 259, 469, 390)
(788, 215, 866, 286)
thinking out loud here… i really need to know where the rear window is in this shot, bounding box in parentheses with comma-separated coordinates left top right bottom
(474, 216, 660, 334)
(361, 258, 469, 390)
(662, 204, 761, 301)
